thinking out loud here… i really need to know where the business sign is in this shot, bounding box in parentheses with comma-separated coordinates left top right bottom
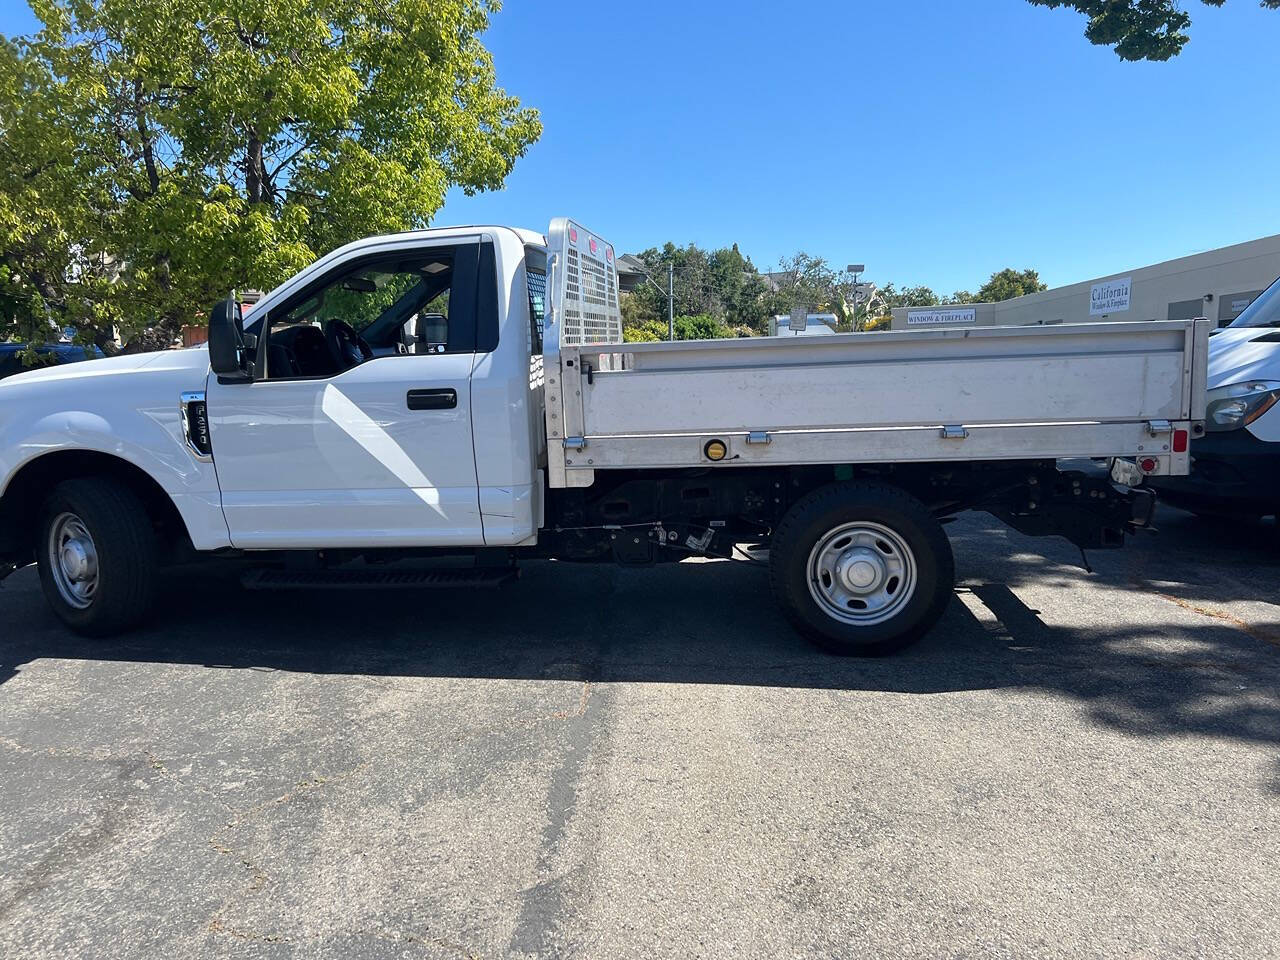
(1090, 277, 1131, 316)
(906, 307, 976, 326)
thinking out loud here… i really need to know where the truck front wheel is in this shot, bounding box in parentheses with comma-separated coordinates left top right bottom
(769, 481, 954, 656)
(37, 478, 158, 636)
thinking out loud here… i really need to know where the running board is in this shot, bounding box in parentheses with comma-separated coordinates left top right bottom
(240, 566, 518, 591)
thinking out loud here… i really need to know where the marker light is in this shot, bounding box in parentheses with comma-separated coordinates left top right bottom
(704, 439, 728, 461)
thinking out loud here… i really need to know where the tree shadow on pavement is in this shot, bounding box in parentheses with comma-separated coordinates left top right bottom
(950, 505, 1280, 611)
(1, 505, 1277, 770)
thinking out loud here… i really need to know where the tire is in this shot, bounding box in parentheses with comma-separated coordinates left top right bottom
(769, 481, 954, 656)
(36, 477, 158, 635)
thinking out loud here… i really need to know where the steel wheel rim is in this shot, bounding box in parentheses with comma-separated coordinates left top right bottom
(48, 512, 99, 610)
(806, 521, 917, 626)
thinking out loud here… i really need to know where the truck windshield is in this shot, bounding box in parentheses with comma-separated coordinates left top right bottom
(1228, 276, 1280, 328)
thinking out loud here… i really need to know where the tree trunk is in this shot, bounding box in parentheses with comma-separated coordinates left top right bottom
(133, 78, 160, 194)
(246, 129, 264, 204)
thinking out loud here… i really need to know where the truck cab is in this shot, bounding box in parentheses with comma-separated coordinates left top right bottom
(204, 225, 550, 550)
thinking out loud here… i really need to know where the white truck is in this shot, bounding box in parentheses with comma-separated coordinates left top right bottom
(0, 219, 1209, 655)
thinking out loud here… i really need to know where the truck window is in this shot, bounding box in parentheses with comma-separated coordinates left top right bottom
(527, 266, 546, 354)
(258, 242, 482, 380)
(524, 245, 548, 355)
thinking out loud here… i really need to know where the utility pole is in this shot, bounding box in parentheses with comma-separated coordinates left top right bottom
(668, 260, 674, 341)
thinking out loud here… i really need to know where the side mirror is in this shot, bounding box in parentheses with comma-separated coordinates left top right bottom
(208, 292, 252, 381)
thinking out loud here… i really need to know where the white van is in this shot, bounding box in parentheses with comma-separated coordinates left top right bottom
(1151, 276, 1280, 519)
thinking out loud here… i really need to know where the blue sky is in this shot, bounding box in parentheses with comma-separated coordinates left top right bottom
(3, 1, 1277, 292)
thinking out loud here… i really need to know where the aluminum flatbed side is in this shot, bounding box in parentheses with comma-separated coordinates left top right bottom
(544, 319, 1209, 488)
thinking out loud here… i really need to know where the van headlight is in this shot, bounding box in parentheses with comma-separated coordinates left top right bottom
(1205, 380, 1280, 432)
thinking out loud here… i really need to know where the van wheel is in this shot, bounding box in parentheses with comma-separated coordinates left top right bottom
(770, 481, 954, 656)
(37, 478, 158, 635)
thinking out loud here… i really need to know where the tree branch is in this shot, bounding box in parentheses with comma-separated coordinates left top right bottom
(132, 77, 160, 193)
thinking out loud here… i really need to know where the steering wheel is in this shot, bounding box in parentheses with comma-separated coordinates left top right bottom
(324, 319, 374, 371)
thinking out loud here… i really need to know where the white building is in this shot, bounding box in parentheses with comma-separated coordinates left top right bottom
(891, 234, 1280, 331)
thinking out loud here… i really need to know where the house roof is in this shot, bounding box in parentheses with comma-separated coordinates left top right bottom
(615, 254, 648, 276)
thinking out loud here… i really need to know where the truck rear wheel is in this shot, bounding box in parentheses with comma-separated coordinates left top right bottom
(769, 481, 954, 656)
(36, 477, 158, 636)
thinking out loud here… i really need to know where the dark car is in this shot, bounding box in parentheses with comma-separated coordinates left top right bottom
(0, 342, 104, 380)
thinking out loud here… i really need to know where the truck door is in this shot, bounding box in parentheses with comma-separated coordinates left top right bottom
(204, 237, 487, 549)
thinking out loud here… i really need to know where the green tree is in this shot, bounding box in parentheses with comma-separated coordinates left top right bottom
(766, 254, 894, 332)
(765, 252, 835, 317)
(621, 312, 728, 344)
(620, 290, 660, 337)
(1028, 0, 1278, 61)
(710, 244, 771, 332)
(627, 241, 771, 334)
(672, 313, 728, 341)
(975, 268, 1048, 303)
(879, 283, 939, 309)
(621, 315, 669, 343)
(0, 0, 540, 355)
(860, 282, 937, 328)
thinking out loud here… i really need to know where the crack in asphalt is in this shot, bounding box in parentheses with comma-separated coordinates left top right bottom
(1153, 592, 1280, 648)
(1122, 551, 1280, 649)
(0, 739, 234, 810)
(140, 748, 237, 812)
(203, 759, 374, 941)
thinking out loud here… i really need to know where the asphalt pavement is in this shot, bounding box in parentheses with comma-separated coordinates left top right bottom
(0, 507, 1277, 959)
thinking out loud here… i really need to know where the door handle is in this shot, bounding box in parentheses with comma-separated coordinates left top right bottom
(406, 388, 457, 410)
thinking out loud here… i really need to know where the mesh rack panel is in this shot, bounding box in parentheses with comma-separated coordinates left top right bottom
(557, 227, 621, 346)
